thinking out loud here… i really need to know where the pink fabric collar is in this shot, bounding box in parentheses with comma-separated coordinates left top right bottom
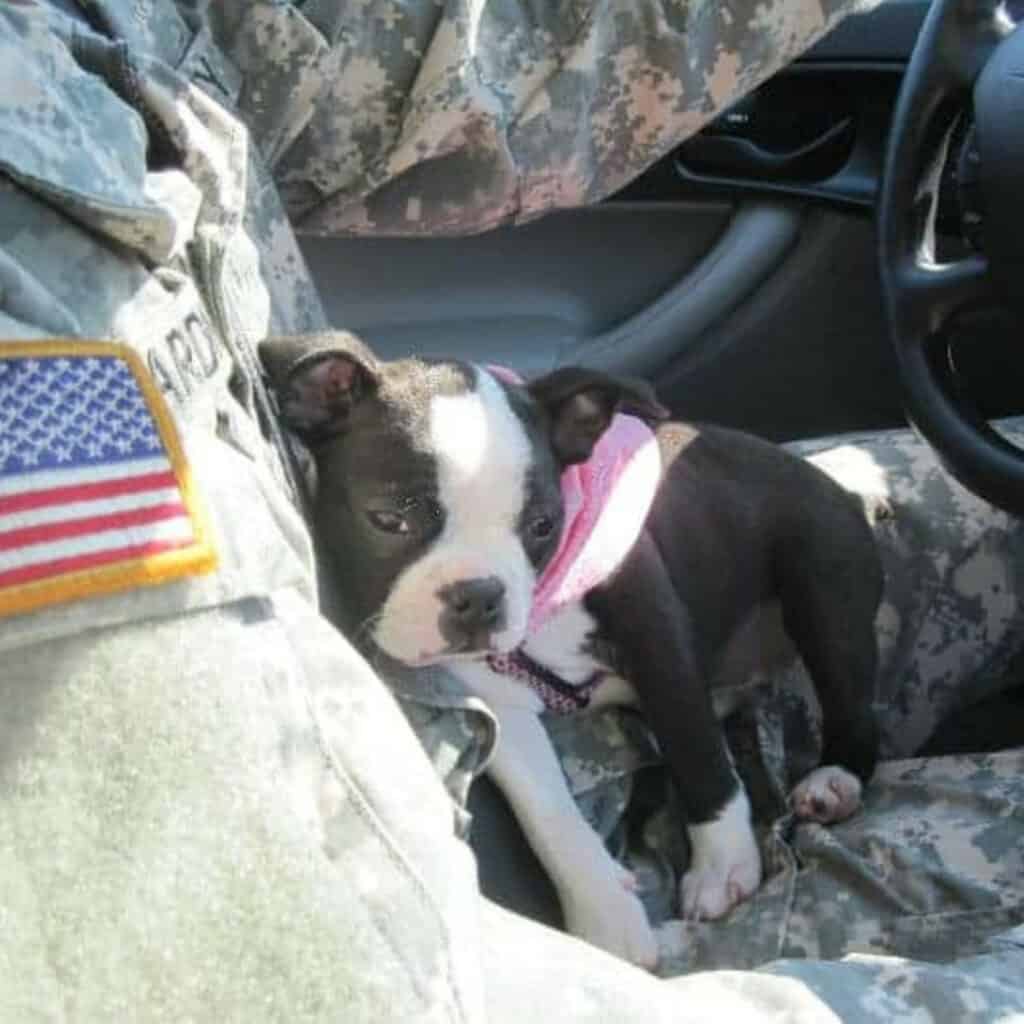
(486, 366, 662, 636)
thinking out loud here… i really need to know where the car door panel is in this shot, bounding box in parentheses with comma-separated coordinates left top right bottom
(301, 200, 804, 377)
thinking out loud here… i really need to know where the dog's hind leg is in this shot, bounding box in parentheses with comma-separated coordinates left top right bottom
(775, 509, 882, 819)
(790, 764, 863, 824)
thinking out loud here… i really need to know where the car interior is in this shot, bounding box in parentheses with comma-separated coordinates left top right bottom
(298, 0, 1024, 934)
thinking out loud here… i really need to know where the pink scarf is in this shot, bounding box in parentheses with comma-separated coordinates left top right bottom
(486, 367, 662, 635)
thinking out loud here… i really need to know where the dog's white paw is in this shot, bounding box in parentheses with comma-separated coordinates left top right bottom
(680, 789, 762, 921)
(563, 878, 659, 970)
(680, 843, 762, 920)
(791, 764, 862, 824)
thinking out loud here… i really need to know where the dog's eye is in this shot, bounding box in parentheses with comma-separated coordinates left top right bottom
(528, 515, 555, 540)
(367, 509, 410, 535)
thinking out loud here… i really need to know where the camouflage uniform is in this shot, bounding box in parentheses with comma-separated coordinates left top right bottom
(1, 1, 1023, 1022)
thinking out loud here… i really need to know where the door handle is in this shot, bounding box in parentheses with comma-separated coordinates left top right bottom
(676, 117, 854, 182)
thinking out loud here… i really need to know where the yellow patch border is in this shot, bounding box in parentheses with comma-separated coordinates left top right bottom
(0, 339, 217, 618)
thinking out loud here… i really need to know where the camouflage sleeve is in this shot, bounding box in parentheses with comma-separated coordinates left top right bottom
(0, 0, 495, 824)
(207, 0, 881, 237)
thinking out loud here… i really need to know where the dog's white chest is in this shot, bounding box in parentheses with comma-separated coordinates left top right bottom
(522, 602, 602, 685)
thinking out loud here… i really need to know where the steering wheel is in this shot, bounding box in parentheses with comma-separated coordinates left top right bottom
(878, 0, 1024, 511)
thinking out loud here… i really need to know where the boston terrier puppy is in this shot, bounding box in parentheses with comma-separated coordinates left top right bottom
(260, 331, 881, 970)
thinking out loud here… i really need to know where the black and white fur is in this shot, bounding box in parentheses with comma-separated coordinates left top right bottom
(260, 332, 881, 970)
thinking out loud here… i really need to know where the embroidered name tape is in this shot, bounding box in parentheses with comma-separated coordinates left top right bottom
(0, 341, 216, 617)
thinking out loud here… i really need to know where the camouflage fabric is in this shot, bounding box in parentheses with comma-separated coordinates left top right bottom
(538, 420, 1024, 976)
(0, 5, 487, 1020)
(801, 422, 1024, 758)
(672, 924, 1024, 1022)
(377, 652, 498, 835)
(209, 0, 881, 237)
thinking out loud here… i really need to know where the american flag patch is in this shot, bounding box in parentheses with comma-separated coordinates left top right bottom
(0, 342, 216, 617)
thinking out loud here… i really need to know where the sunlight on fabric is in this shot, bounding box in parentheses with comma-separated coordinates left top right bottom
(808, 444, 890, 499)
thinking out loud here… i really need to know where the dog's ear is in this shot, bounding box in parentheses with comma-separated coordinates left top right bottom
(528, 367, 669, 466)
(259, 331, 381, 440)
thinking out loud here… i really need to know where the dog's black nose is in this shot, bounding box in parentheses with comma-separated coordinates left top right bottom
(438, 576, 507, 643)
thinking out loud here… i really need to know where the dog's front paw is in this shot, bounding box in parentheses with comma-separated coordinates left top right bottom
(680, 846, 761, 920)
(791, 764, 862, 824)
(680, 791, 762, 920)
(563, 880, 659, 970)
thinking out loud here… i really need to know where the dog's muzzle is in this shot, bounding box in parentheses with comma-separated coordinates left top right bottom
(437, 576, 507, 651)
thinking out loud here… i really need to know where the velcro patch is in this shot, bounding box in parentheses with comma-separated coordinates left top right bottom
(0, 341, 216, 617)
